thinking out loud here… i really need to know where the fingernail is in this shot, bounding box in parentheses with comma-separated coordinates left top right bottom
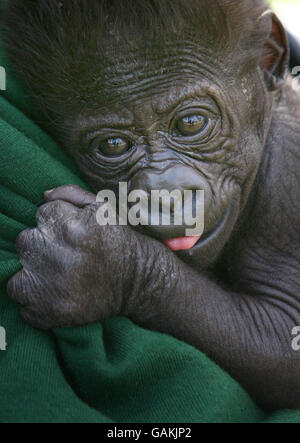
(45, 188, 54, 195)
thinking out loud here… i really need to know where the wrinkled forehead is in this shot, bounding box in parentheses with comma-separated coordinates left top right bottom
(93, 38, 226, 108)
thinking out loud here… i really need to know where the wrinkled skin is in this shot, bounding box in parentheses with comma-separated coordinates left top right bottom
(3, 0, 300, 409)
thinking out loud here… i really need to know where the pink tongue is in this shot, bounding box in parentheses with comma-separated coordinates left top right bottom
(164, 236, 201, 251)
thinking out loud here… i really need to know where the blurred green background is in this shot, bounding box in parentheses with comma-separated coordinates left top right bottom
(270, 0, 300, 40)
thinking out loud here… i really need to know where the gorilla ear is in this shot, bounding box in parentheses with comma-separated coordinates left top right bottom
(260, 12, 289, 91)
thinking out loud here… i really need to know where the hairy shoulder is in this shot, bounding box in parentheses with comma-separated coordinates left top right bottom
(223, 77, 300, 292)
(260, 76, 300, 241)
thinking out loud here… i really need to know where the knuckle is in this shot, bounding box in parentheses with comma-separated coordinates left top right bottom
(15, 229, 33, 254)
(82, 203, 99, 222)
(7, 269, 31, 304)
(36, 201, 66, 225)
(36, 201, 80, 228)
(61, 217, 85, 244)
(61, 204, 99, 242)
(15, 228, 44, 266)
(64, 184, 81, 192)
(57, 184, 80, 193)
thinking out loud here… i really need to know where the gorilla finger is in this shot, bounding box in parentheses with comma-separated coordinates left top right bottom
(15, 228, 38, 255)
(7, 269, 34, 305)
(15, 228, 47, 269)
(36, 200, 80, 227)
(44, 185, 96, 208)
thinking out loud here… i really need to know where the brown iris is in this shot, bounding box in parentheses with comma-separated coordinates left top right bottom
(99, 137, 131, 157)
(176, 114, 207, 136)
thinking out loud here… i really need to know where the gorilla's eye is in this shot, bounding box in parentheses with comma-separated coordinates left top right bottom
(99, 137, 131, 157)
(176, 114, 207, 136)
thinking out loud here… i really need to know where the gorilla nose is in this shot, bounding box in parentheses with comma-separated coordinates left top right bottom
(129, 164, 211, 195)
(128, 165, 212, 241)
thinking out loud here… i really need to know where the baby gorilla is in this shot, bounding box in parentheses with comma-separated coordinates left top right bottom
(2, 0, 300, 410)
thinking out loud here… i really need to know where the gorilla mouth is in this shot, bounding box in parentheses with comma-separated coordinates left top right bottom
(164, 236, 201, 251)
(164, 206, 232, 252)
(164, 201, 237, 253)
(173, 201, 240, 269)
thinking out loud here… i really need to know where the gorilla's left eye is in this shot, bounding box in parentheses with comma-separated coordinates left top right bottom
(98, 137, 132, 157)
(176, 114, 207, 136)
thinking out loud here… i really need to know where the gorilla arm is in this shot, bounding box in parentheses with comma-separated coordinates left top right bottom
(7, 176, 300, 411)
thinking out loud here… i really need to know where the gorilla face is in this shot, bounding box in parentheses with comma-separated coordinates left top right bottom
(67, 42, 270, 267)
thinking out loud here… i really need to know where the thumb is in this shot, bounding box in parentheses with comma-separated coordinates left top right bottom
(44, 185, 96, 208)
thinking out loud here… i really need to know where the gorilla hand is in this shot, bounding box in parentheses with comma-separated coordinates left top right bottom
(7, 185, 154, 329)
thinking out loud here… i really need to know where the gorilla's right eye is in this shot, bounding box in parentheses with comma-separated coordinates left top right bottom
(97, 137, 132, 157)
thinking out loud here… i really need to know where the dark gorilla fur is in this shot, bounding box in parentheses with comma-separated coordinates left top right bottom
(1, 0, 300, 411)
(1, 0, 269, 128)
